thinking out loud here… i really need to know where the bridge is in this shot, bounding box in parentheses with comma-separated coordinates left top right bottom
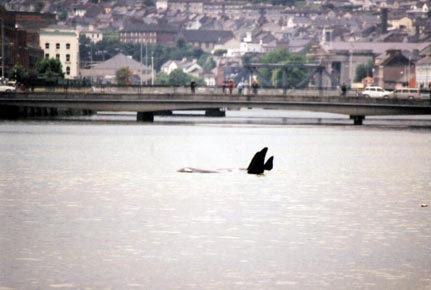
(1, 86, 431, 125)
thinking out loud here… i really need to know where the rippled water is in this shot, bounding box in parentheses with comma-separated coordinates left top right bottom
(1, 114, 431, 289)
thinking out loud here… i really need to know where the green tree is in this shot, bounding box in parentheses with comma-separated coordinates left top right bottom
(354, 61, 373, 82)
(176, 38, 187, 49)
(213, 49, 227, 56)
(9, 64, 27, 82)
(58, 11, 68, 21)
(169, 69, 192, 86)
(144, 0, 155, 6)
(36, 58, 64, 83)
(154, 72, 171, 86)
(155, 69, 204, 86)
(203, 57, 216, 71)
(257, 48, 307, 87)
(116, 67, 133, 85)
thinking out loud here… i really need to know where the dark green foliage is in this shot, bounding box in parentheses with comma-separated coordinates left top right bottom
(35, 58, 64, 83)
(251, 48, 308, 87)
(116, 67, 133, 85)
(354, 61, 373, 82)
(58, 11, 68, 21)
(202, 57, 216, 71)
(155, 69, 204, 86)
(213, 49, 227, 56)
(9, 64, 27, 83)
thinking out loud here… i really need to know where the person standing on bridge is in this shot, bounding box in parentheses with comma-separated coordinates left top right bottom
(228, 80, 234, 95)
(341, 83, 347, 97)
(237, 81, 244, 95)
(251, 79, 259, 95)
(190, 79, 196, 94)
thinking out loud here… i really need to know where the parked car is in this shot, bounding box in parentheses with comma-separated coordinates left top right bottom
(391, 88, 428, 99)
(0, 84, 16, 93)
(361, 86, 392, 98)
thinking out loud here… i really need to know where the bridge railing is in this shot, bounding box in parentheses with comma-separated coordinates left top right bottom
(26, 85, 342, 97)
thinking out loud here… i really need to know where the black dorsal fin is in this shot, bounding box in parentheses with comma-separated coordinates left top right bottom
(264, 156, 273, 171)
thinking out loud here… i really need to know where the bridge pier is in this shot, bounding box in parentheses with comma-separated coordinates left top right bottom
(350, 115, 365, 125)
(205, 108, 225, 117)
(137, 112, 154, 122)
(0, 106, 20, 119)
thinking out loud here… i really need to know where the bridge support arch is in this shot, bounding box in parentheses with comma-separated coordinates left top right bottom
(137, 112, 154, 122)
(350, 115, 365, 125)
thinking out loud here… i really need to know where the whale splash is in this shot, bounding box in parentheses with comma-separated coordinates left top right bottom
(178, 147, 274, 175)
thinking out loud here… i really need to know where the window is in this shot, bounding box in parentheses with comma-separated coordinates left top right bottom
(56, 43, 60, 49)
(66, 67, 71, 75)
(45, 53, 49, 58)
(56, 54, 60, 60)
(45, 43, 50, 49)
(66, 43, 70, 49)
(66, 54, 70, 62)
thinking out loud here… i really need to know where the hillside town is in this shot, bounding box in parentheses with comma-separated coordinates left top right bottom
(1, 0, 431, 90)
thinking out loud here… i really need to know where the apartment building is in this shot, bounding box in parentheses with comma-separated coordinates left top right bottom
(39, 27, 80, 79)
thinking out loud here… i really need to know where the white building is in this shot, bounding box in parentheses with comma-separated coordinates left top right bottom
(81, 25, 103, 43)
(160, 58, 203, 79)
(39, 27, 80, 79)
(156, 0, 168, 10)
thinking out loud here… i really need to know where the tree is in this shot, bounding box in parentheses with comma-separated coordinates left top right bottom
(36, 58, 64, 83)
(154, 69, 204, 86)
(116, 67, 133, 85)
(257, 49, 307, 87)
(176, 38, 186, 49)
(354, 61, 373, 82)
(169, 69, 192, 86)
(203, 57, 216, 71)
(154, 72, 171, 86)
(9, 64, 27, 83)
(58, 11, 68, 21)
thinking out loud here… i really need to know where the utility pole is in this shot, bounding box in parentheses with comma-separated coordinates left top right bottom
(1, 19, 4, 80)
(145, 43, 148, 85)
(140, 41, 143, 86)
(151, 54, 154, 86)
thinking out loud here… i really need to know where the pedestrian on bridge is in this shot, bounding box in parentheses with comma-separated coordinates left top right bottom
(190, 80, 196, 94)
(251, 79, 259, 95)
(341, 83, 347, 97)
(228, 80, 234, 95)
(237, 81, 244, 95)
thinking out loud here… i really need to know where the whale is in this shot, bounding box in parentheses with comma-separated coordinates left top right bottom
(178, 147, 274, 175)
(247, 147, 273, 174)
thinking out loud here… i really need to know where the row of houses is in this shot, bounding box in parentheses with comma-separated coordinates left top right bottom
(1, 3, 431, 89)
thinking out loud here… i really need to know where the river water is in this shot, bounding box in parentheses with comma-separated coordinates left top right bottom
(1, 110, 431, 289)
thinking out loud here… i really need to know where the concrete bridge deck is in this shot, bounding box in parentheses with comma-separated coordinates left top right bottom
(1, 87, 431, 125)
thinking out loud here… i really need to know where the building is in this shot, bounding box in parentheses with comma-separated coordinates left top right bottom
(375, 50, 415, 89)
(39, 27, 80, 79)
(120, 22, 179, 46)
(80, 25, 103, 43)
(160, 58, 203, 79)
(0, 6, 44, 79)
(416, 46, 431, 89)
(319, 41, 431, 87)
(80, 53, 151, 85)
(182, 30, 234, 52)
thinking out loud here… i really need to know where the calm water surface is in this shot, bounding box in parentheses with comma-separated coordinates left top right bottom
(1, 112, 431, 289)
